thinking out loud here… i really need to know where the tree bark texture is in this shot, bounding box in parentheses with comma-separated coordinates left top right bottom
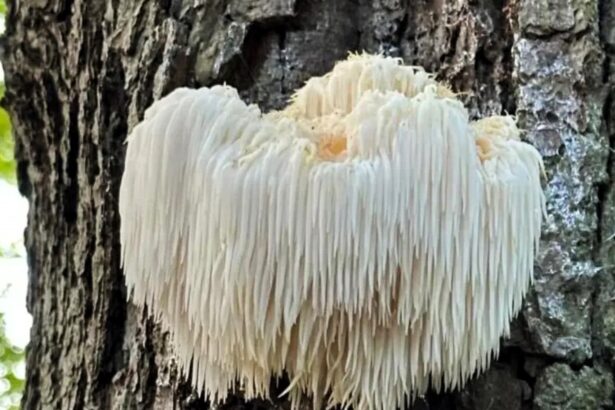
(2, 0, 615, 409)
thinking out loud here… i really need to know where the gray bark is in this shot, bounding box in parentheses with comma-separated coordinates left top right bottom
(2, 0, 614, 409)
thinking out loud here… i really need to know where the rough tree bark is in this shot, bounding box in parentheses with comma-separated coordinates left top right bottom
(2, 0, 614, 409)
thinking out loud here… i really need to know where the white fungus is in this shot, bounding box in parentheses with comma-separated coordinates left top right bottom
(119, 53, 545, 410)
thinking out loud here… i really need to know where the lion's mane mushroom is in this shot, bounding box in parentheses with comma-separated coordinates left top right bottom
(119, 53, 545, 410)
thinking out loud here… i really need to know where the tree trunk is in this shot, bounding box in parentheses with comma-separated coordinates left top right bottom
(2, 0, 614, 409)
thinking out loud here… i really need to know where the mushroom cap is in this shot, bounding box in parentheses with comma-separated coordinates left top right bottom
(119, 53, 545, 410)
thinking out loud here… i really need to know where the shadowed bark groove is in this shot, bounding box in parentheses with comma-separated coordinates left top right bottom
(2, 0, 614, 409)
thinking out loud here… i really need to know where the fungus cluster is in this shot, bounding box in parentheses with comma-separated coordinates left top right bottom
(119, 54, 545, 410)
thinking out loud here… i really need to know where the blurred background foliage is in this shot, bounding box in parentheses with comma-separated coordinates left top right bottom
(0, 0, 27, 408)
(0, 312, 23, 410)
(0, 84, 15, 184)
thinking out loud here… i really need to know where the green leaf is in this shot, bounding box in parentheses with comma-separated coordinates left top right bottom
(0, 2, 16, 184)
(0, 313, 24, 409)
(0, 139, 15, 182)
(0, 96, 16, 184)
